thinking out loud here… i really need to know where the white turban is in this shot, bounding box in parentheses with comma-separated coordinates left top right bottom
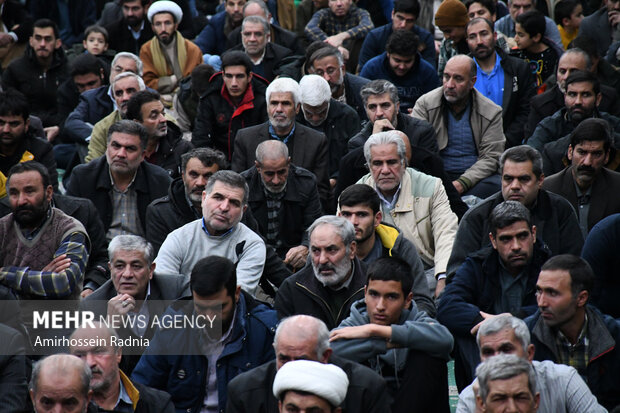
(147, 0, 183, 23)
(272, 360, 349, 407)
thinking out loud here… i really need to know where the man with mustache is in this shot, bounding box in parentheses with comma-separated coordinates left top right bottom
(105, 0, 154, 55)
(438, 200, 549, 390)
(542, 118, 620, 237)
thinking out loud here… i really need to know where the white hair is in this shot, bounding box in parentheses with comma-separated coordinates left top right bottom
(266, 77, 301, 106)
(299, 74, 332, 106)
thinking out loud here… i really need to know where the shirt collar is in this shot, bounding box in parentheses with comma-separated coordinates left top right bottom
(475, 52, 502, 75)
(109, 168, 138, 192)
(557, 312, 589, 346)
(268, 122, 296, 144)
(376, 184, 401, 210)
(20, 206, 52, 239)
(201, 217, 234, 237)
(114, 377, 133, 409)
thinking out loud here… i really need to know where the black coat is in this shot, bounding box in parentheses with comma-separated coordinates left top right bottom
(226, 356, 391, 413)
(29, 0, 96, 46)
(151, 122, 194, 179)
(226, 23, 305, 56)
(65, 157, 172, 233)
(0, 131, 58, 191)
(0, 323, 29, 413)
(230, 42, 293, 82)
(344, 72, 370, 121)
(104, 17, 155, 56)
(1, 0, 32, 43)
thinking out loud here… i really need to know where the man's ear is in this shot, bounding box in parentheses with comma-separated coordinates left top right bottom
(488, 232, 497, 249)
(567, 144, 574, 161)
(404, 291, 413, 309)
(576, 289, 589, 308)
(374, 210, 382, 228)
(235, 285, 242, 303)
(526, 343, 535, 362)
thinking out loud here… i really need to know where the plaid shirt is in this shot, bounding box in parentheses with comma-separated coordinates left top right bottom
(305, 4, 373, 42)
(0, 232, 89, 298)
(555, 314, 590, 379)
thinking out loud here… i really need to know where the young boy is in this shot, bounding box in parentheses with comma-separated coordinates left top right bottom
(513, 10, 559, 88)
(329, 257, 454, 413)
(554, 0, 583, 49)
(82, 25, 109, 57)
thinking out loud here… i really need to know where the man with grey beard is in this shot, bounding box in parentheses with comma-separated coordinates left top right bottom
(275, 216, 366, 329)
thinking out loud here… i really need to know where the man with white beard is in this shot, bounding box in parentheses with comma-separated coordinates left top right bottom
(275, 216, 366, 329)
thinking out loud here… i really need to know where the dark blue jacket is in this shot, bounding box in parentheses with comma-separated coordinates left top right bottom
(525, 306, 620, 410)
(131, 292, 277, 413)
(344, 72, 370, 121)
(360, 52, 439, 112)
(438, 242, 550, 337)
(195, 10, 229, 55)
(358, 23, 436, 70)
(63, 86, 113, 143)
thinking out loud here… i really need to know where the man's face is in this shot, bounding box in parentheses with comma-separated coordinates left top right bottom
(109, 249, 154, 300)
(69, 328, 121, 395)
(468, 2, 494, 21)
(74, 72, 103, 94)
(105, 131, 145, 175)
(110, 56, 139, 84)
(311, 55, 344, 94)
(279, 391, 333, 413)
(138, 100, 167, 138)
(193, 286, 240, 334)
(365, 93, 398, 127)
(392, 10, 416, 31)
(339, 204, 380, 244)
(467, 20, 496, 61)
(31, 367, 91, 413)
(257, 156, 290, 193)
(328, 0, 352, 17)
(152, 12, 178, 45)
(29, 27, 60, 62)
(183, 158, 219, 204)
(242, 21, 269, 57)
(536, 269, 581, 329)
(0, 113, 28, 148)
(607, 0, 620, 14)
(310, 224, 355, 288)
(387, 53, 415, 77)
(439, 26, 466, 42)
(479, 328, 532, 362)
(201, 181, 246, 235)
(8, 170, 52, 229)
(122, 0, 146, 27)
(302, 101, 329, 127)
(365, 279, 411, 326)
(501, 160, 542, 207)
(442, 59, 475, 106)
(268, 92, 298, 131)
(509, 0, 534, 21)
(369, 143, 405, 197)
(568, 140, 609, 189)
(113, 76, 140, 116)
(489, 221, 536, 275)
(565, 81, 601, 123)
(223, 65, 251, 98)
(226, 0, 246, 24)
(274, 331, 324, 370)
(556, 53, 588, 93)
(479, 373, 538, 413)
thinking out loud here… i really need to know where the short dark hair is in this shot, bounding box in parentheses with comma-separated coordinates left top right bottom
(541, 254, 594, 297)
(125, 90, 161, 122)
(366, 257, 413, 296)
(181, 147, 228, 173)
(499, 145, 543, 180)
(516, 10, 546, 39)
(205, 170, 249, 206)
(393, 0, 420, 17)
(464, 0, 496, 16)
(190, 256, 237, 298)
(33, 18, 59, 39)
(107, 120, 149, 150)
(466, 16, 495, 32)
(84, 24, 109, 42)
(565, 70, 600, 95)
(0, 89, 29, 120)
(191, 64, 216, 97)
(569, 118, 612, 152)
(386, 29, 419, 57)
(70, 53, 104, 77)
(489, 201, 532, 236)
(221, 50, 253, 75)
(569, 35, 598, 59)
(338, 184, 381, 215)
(7, 161, 51, 189)
(120, 0, 149, 5)
(554, 0, 579, 25)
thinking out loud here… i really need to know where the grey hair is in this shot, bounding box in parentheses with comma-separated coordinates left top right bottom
(205, 170, 249, 206)
(111, 52, 143, 76)
(108, 234, 155, 265)
(243, 0, 270, 18)
(107, 119, 149, 150)
(499, 145, 543, 180)
(112, 71, 146, 91)
(266, 77, 301, 106)
(360, 79, 399, 106)
(309, 45, 344, 67)
(274, 315, 331, 359)
(476, 314, 531, 350)
(562, 48, 592, 71)
(30, 354, 92, 398)
(299, 74, 332, 106)
(256, 140, 289, 164)
(242, 15, 269, 35)
(363, 131, 407, 165)
(476, 354, 537, 403)
(307, 215, 355, 249)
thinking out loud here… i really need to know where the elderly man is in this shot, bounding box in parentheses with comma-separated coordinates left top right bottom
(297, 74, 360, 187)
(67, 120, 172, 241)
(231, 77, 331, 207)
(154, 170, 266, 296)
(69, 323, 174, 412)
(494, 0, 562, 49)
(139, 1, 202, 98)
(227, 314, 391, 413)
(358, 131, 458, 290)
(275, 216, 365, 329)
(241, 140, 322, 268)
(413, 55, 505, 198)
(458, 314, 606, 412)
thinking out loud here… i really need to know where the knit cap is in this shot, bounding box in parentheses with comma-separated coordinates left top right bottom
(435, 0, 469, 27)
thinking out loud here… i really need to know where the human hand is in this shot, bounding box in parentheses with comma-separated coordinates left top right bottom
(42, 254, 71, 273)
(372, 118, 395, 134)
(44, 126, 60, 142)
(452, 180, 464, 194)
(329, 325, 374, 341)
(284, 246, 309, 269)
(107, 293, 136, 317)
(81, 288, 94, 299)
